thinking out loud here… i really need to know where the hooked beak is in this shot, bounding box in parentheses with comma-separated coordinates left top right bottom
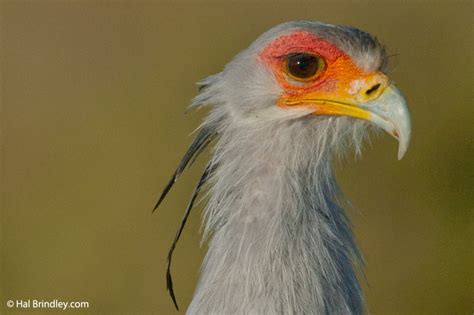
(279, 77, 411, 159)
(360, 85, 411, 159)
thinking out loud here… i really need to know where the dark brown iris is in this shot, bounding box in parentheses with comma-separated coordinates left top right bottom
(285, 53, 324, 81)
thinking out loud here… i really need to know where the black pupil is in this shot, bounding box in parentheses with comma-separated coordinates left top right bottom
(287, 53, 319, 79)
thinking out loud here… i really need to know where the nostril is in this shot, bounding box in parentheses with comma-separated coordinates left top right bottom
(365, 83, 381, 96)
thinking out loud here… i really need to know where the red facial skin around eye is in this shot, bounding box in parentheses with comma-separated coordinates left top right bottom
(258, 31, 365, 97)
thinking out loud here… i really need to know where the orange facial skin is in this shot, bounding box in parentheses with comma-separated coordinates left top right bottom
(259, 31, 388, 120)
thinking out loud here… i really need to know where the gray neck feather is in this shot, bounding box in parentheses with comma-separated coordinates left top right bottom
(187, 112, 365, 315)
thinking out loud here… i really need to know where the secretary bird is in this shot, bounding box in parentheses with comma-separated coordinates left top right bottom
(154, 21, 411, 315)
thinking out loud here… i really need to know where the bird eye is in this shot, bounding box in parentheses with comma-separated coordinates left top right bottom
(284, 53, 325, 81)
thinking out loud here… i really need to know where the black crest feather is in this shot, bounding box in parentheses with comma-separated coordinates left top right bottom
(153, 123, 218, 310)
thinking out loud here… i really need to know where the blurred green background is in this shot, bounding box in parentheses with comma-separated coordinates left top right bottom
(1, 1, 472, 314)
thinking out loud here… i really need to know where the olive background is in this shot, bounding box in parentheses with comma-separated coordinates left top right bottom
(1, 1, 472, 314)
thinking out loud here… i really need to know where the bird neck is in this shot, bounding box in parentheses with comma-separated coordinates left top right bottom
(188, 116, 363, 315)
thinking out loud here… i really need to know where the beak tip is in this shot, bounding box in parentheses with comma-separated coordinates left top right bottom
(397, 150, 405, 160)
(365, 84, 411, 161)
(397, 135, 410, 160)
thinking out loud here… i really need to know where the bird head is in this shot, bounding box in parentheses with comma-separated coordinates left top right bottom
(160, 22, 413, 309)
(194, 21, 411, 159)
